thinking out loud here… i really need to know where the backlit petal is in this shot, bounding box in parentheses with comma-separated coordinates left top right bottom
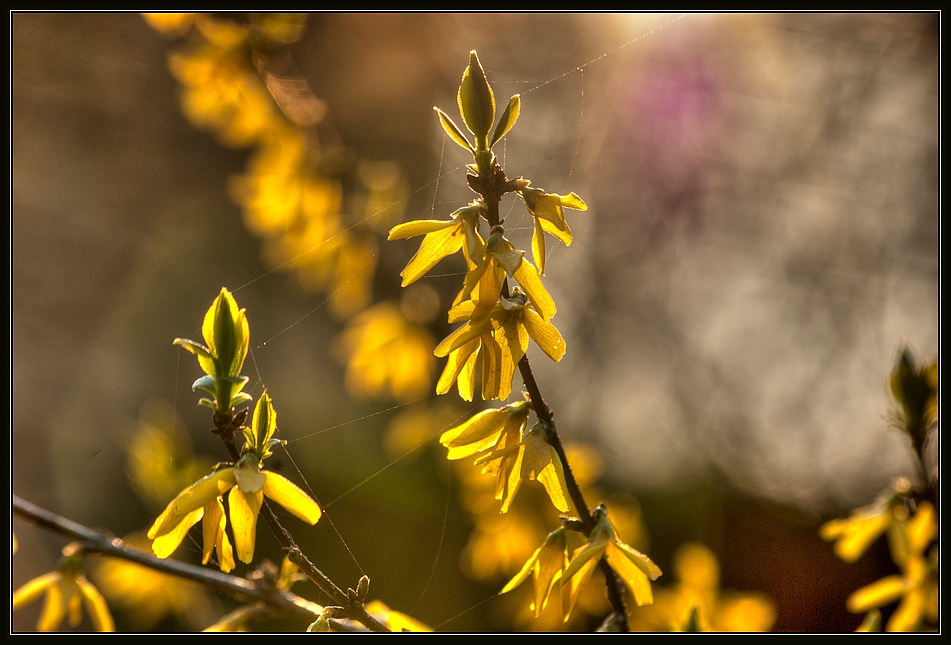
(229, 487, 264, 564)
(76, 576, 115, 632)
(263, 472, 322, 524)
(152, 507, 204, 559)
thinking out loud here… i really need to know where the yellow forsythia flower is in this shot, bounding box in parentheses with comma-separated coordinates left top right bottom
(846, 501, 937, 632)
(148, 456, 321, 571)
(561, 509, 661, 612)
(14, 559, 114, 632)
(440, 403, 570, 513)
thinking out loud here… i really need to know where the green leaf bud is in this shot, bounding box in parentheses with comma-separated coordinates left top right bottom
(458, 50, 495, 151)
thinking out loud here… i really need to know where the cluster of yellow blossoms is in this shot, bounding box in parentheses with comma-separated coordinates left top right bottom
(388, 51, 659, 626)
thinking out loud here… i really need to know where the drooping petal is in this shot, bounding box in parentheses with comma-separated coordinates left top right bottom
(229, 487, 264, 564)
(847, 576, 906, 614)
(611, 538, 662, 581)
(501, 544, 544, 595)
(480, 332, 506, 400)
(201, 499, 232, 571)
(263, 472, 322, 524)
(440, 407, 509, 452)
(497, 446, 525, 513)
(76, 575, 115, 632)
(13, 572, 59, 609)
(532, 216, 547, 276)
(151, 507, 204, 559)
(37, 581, 65, 632)
(388, 219, 456, 240)
(399, 223, 466, 287)
(512, 260, 556, 321)
(522, 308, 566, 362)
(148, 468, 237, 539)
(436, 337, 481, 399)
(532, 532, 568, 616)
(605, 542, 654, 606)
(562, 552, 600, 622)
(434, 316, 494, 358)
(539, 215, 573, 246)
(536, 454, 571, 513)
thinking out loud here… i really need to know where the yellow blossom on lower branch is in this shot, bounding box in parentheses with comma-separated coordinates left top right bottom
(502, 509, 661, 624)
(13, 546, 114, 633)
(148, 456, 321, 571)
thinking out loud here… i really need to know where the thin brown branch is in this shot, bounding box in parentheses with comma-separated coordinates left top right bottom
(12, 495, 318, 625)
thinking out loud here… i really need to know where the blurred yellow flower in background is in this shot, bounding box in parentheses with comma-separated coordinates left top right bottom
(13, 547, 114, 633)
(335, 299, 437, 402)
(94, 533, 215, 630)
(628, 541, 775, 632)
(846, 500, 937, 632)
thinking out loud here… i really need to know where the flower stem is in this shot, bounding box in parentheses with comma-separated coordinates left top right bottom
(478, 164, 631, 631)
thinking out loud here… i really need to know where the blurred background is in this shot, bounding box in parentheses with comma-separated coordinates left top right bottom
(12, 12, 938, 632)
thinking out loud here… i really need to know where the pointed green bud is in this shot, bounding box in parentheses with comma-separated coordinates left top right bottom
(458, 50, 495, 150)
(249, 390, 279, 459)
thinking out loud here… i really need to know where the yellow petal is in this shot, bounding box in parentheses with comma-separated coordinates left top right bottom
(480, 332, 506, 400)
(37, 580, 64, 632)
(539, 215, 572, 246)
(388, 219, 455, 240)
(885, 592, 922, 632)
(532, 216, 547, 276)
(399, 224, 466, 287)
(612, 538, 662, 581)
(434, 317, 494, 358)
(847, 575, 906, 613)
(563, 532, 609, 583)
(501, 544, 544, 594)
(908, 501, 937, 553)
(533, 536, 567, 616)
(152, 507, 203, 559)
(440, 407, 508, 449)
(498, 448, 525, 513)
(229, 487, 264, 564)
(562, 553, 600, 622)
(13, 571, 60, 609)
(522, 309, 566, 362)
(76, 576, 115, 632)
(263, 472, 322, 525)
(512, 259, 555, 321)
(605, 542, 654, 606)
(201, 499, 225, 566)
(149, 469, 237, 539)
(435, 338, 480, 398)
(537, 458, 571, 513)
(457, 344, 480, 401)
